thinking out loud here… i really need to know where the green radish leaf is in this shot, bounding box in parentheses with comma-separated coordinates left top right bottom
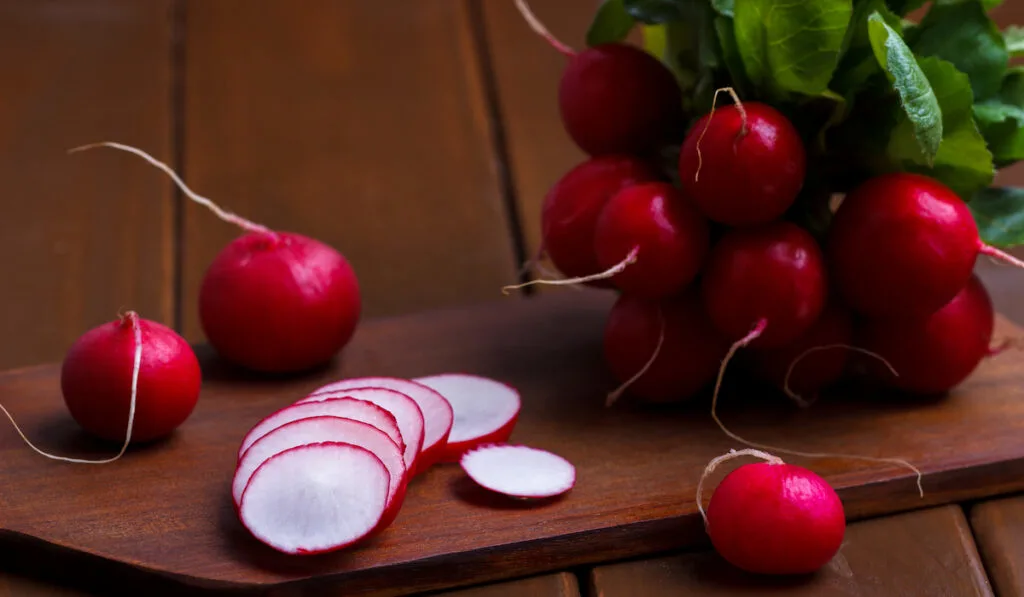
(714, 16, 751, 98)
(711, 0, 734, 17)
(832, 0, 903, 97)
(622, 0, 687, 23)
(883, 0, 927, 16)
(586, 0, 636, 46)
(904, 0, 1008, 101)
(1005, 26, 1024, 58)
(969, 187, 1024, 248)
(983, 0, 1004, 9)
(868, 12, 943, 164)
(974, 68, 1024, 165)
(733, 0, 853, 97)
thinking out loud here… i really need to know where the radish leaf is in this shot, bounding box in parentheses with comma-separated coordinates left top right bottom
(883, 0, 927, 16)
(622, 0, 686, 23)
(975, 69, 1024, 165)
(587, 0, 635, 46)
(1005, 26, 1024, 58)
(832, 0, 903, 97)
(711, 0, 733, 18)
(970, 187, 1024, 248)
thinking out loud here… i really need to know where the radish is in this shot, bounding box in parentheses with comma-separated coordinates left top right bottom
(602, 291, 731, 405)
(69, 142, 361, 373)
(678, 90, 807, 227)
(826, 172, 1024, 319)
(856, 274, 995, 395)
(592, 181, 710, 299)
(411, 373, 521, 462)
(460, 444, 575, 499)
(513, 0, 682, 156)
(238, 442, 389, 555)
(232, 415, 405, 514)
(697, 449, 845, 575)
(237, 397, 403, 463)
(305, 377, 450, 474)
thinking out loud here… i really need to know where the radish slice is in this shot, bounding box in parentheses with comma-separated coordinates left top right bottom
(297, 386, 425, 471)
(306, 378, 452, 473)
(412, 373, 521, 461)
(238, 442, 389, 555)
(238, 397, 403, 461)
(232, 415, 406, 512)
(460, 444, 575, 499)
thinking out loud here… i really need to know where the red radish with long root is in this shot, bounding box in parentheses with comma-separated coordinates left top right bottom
(827, 172, 1024, 319)
(513, 0, 683, 156)
(69, 142, 362, 374)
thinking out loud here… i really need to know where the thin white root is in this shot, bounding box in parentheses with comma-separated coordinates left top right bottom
(710, 321, 925, 498)
(694, 86, 748, 183)
(606, 307, 666, 407)
(979, 244, 1024, 269)
(513, 0, 576, 58)
(68, 142, 275, 237)
(696, 448, 784, 527)
(515, 249, 583, 292)
(501, 246, 638, 295)
(783, 344, 899, 406)
(0, 311, 142, 464)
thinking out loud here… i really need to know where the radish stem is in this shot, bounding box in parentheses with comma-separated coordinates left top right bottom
(694, 86, 747, 183)
(696, 448, 784, 526)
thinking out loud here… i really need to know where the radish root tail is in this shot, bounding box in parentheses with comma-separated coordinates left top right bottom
(68, 142, 276, 238)
(606, 307, 666, 407)
(987, 336, 1024, 357)
(694, 86, 748, 183)
(501, 246, 638, 295)
(696, 448, 784, 527)
(979, 244, 1024, 270)
(710, 321, 924, 498)
(783, 344, 898, 407)
(0, 311, 143, 464)
(513, 0, 576, 58)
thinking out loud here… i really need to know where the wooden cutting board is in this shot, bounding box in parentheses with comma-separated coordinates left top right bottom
(1, 289, 1024, 596)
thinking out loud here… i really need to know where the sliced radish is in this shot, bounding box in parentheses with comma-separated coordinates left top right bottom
(232, 416, 406, 516)
(238, 442, 389, 555)
(297, 386, 425, 471)
(412, 373, 521, 461)
(306, 378, 451, 473)
(237, 397, 403, 461)
(460, 444, 575, 499)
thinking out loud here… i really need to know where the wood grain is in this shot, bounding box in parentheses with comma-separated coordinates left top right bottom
(970, 495, 1024, 596)
(179, 0, 519, 342)
(0, 0, 175, 370)
(1, 289, 1024, 595)
(429, 573, 578, 597)
(589, 505, 992, 596)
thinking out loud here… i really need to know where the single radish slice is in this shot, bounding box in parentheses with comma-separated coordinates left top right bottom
(297, 386, 425, 471)
(232, 416, 406, 515)
(238, 442, 389, 555)
(460, 444, 575, 499)
(307, 378, 452, 473)
(413, 373, 521, 461)
(238, 397, 403, 461)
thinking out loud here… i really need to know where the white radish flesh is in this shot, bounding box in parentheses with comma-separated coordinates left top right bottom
(413, 373, 521, 461)
(460, 444, 575, 499)
(238, 442, 389, 555)
(238, 397, 403, 461)
(297, 386, 425, 471)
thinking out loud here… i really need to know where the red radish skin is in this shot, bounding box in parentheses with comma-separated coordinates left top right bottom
(412, 373, 522, 462)
(460, 444, 575, 499)
(238, 397, 404, 462)
(306, 377, 450, 474)
(540, 155, 661, 285)
(856, 274, 995, 395)
(238, 442, 389, 555)
(827, 173, 1024, 319)
(61, 313, 201, 443)
(593, 181, 710, 298)
(603, 292, 731, 404)
(701, 221, 827, 348)
(70, 142, 361, 373)
(679, 99, 807, 227)
(700, 451, 846, 575)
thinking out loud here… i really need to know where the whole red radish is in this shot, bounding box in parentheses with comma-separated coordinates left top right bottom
(827, 172, 1021, 319)
(678, 99, 806, 227)
(603, 292, 731, 404)
(700, 221, 827, 348)
(61, 312, 201, 443)
(70, 142, 361, 373)
(541, 155, 661, 283)
(593, 181, 710, 298)
(855, 274, 994, 395)
(703, 452, 846, 575)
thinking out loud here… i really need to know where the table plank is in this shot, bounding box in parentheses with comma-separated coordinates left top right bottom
(180, 0, 519, 339)
(970, 495, 1024, 597)
(0, 0, 175, 369)
(590, 505, 992, 596)
(429, 572, 579, 597)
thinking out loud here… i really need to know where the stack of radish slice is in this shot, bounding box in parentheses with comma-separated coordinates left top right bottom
(233, 373, 575, 555)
